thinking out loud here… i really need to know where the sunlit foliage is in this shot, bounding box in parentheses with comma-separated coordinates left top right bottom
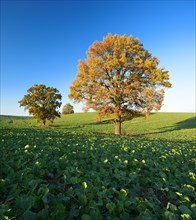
(69, 34, 171, 135)
(140, 87, 165, 119)
(62, 103, 74, 115)
(19, 84, 62, 126)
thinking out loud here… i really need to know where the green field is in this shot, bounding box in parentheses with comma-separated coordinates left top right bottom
(0, 112, 196, 219)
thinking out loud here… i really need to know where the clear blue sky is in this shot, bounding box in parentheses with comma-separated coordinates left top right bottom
(1, 0, 195, 115)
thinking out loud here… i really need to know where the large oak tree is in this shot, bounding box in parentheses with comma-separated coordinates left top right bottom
(19, 84, 62, 126)
(69, 34, 171, 135)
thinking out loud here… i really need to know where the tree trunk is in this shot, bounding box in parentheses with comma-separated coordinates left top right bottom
(114, 120, 121, 135)
(43, 119, 46, 126)
(145, 111, 150, 120)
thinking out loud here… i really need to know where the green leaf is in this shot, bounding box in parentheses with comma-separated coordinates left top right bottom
(120, 188, 127, 199)
(70, 204, 79, 217)
(180, 214, 192, 220)
(62, 196, 70, 205)
(106, 202, 116, 213)
(167, 202, 177, 212)
(80, 194, 87, 206)
(165, 211, 178, 220)
(176, 192, 183, 197)
(0, 179, 6, 187)
(21, 210, 36, 220)
(71, 177, 78, 184)
(37, 209, 49, 220)
(51, 202, 66, 220)
(137, 209, 152, 220)
(90, 210, 100, 220)
(81, 214, 91, 220)
(190, 203, 196, 215)
(82, 181, 88, 189)
(179, 205, 192, 215)
(42, 194, 48, 204)
(116, 200, 124, 213)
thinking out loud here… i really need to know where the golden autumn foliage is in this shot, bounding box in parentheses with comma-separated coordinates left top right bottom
(69, 34, 171, 135)
(19, 84, 62, 126)
(139, 87, 165, 119)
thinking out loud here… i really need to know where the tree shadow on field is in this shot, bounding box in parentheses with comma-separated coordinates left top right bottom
(86, 113, 145, 126)
(86, 119, 114, 126)
(134, 116, 196, 138)
(174, 117, 196, 130)
(52, 125, 88, 131)
(160, 116, 196, 132)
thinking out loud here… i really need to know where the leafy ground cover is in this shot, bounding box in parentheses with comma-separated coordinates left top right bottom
(0, 113, 195, 219)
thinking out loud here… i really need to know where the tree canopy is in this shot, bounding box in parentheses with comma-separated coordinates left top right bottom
(62, 103, 74, 115)
(19, 84, 62, 126)
(140, 87, 165, 119)
(69, 33, 171, 135)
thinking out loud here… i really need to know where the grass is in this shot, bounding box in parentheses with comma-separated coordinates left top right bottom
(1, 112, 195, 140)
(0, 112, 195, 219)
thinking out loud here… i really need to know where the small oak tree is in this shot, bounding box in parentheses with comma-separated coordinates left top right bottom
(140, 87, 165, 119)
(69, 34, 171, 135)
(62, 103, 74, 115)
(19, 84, 62, 126)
